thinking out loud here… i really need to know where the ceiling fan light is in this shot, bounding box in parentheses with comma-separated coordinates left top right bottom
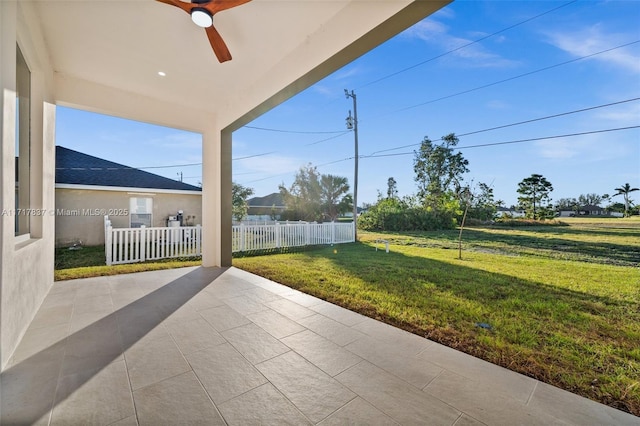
(191, 8, 213, 28)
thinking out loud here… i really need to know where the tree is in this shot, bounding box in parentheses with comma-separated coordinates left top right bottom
(613, 183, 639, 217)
(472, 182, 499, 220)
(517, 174, 554, 219)
(279, 164, 351, 222)
(555, 197, 578, 211)
(578, 193, 603, 206)
(386, 177, 398, 199)
(232, 182, 254, 222)
(319, 174, 352, 221)
(279, 164, 322, 221)
(413, 133, 469, 204)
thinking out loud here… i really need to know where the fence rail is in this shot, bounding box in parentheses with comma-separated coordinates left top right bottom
(104, 216, 354, 265)
(105, 217, 202, 266)
(232, 222, 354, 252)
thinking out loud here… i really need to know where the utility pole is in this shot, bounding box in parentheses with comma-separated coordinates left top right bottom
(177, 172, 183, 182)
(345, 89, 358, 240)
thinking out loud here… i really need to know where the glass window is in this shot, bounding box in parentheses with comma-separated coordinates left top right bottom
(130, 197, 153, 228)
(15, 45, 31, 236)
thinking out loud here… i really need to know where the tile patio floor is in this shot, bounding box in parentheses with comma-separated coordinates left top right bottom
(1, 266, 637, 425)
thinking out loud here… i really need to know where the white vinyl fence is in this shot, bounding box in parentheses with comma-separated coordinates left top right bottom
(104, 217, 201, 266)
(104, 217, 354, 265)
(232, 222, 354, 252)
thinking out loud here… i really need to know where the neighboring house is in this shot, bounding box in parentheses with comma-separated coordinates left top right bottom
(246, 192, 286, 220)
(56, 146, 201, 246)
(559, 205, 618, 217)
(495, 207, 526, 218)
(558, 209, 577, 217)
(578, 204, 607, 216)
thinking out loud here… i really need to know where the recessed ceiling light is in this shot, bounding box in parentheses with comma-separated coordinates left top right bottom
(158, 71, 166, 77)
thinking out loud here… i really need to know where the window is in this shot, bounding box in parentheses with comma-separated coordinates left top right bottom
(15, 45, 31, 236)
(130, 197, 153, 228)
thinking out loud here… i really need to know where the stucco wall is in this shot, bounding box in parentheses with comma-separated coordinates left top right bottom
(1, 1, 56, 369)
(55, 187, 202, 246)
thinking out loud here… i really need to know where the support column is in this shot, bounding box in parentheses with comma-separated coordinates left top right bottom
(202, 128, 232, 267)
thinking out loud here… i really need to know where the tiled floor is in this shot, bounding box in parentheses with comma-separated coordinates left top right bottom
(1, 266, 637, 425)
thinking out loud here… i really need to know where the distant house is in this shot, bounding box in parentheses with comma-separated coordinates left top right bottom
(579, 205, 607, 216)
(495, 207, 525, 218)
(559, 205, 616, 217)
(55, 146, 201, 246)
(246, 193, 286, 220)
(558, 209, 577, 217)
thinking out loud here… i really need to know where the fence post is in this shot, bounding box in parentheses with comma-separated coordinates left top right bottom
(140, 225, 146, 262)
(105, 225, 113, 266)
(331, 222, 336, 245)
(196, 225, 201, 255)
(240, 222, 245, 252)
(305, 223, 310, 246)
(275, 222, 281, 248)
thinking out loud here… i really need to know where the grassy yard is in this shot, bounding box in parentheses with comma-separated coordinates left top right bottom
(54, 245, 201, 281)
(233, 217, 640, 415)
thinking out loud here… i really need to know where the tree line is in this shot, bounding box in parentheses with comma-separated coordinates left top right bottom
(231, 133, 638, 226)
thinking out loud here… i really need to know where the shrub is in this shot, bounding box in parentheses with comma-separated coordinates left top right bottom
(358, 198, 458, 231)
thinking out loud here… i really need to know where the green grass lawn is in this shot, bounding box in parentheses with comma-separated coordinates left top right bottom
(233, 217, 640, 415)
(54, 245, 201, 281)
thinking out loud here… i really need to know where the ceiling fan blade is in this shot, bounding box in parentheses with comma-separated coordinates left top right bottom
(205, 0, 252, 15)
(205, 25, 232, 63)
(155, 0, 194, 14)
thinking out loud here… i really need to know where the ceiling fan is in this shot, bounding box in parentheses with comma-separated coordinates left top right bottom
(156, 0, 252, 63)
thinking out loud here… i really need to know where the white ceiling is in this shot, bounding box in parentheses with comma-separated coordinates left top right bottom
(30, 0, 450, 132)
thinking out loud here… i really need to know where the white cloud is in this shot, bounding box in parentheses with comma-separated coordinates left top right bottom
(331, 66, 363, 81)
(535, 140, 578, 159)
(154, 132, 201, 149)
(236, 154, 302, 176)
(311, 84, 336, 98)
(592, 102, 640, 127)
(486, 100, 511, 110)
(402, 20, 519, 68)
(544, 24, 640, 73)
(534, 133, 633, 162)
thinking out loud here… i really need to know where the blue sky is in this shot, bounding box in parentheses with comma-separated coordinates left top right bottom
(57, 0, 640, 208)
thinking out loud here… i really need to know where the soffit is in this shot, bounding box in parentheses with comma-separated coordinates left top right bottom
(31, 0, 450, 130)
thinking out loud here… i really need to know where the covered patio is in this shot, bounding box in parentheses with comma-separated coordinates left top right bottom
(2, 0, 451, 375)
(2, 267, 635, 425)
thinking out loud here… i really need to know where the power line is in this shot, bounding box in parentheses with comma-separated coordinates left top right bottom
(233, 152, 277, 161)
(230, 130, 352, 164)
(241, 156, 355, 184)
(358, 0, 578, 90)
(305, 131, 352, 146)
(363, 126, 640, 159)
(138, 162, 201, 170)
(238, 1, 578, 137)
(369, 97, 640, 156)
(374, 40, 640, 118)
(243, 125, 347, 134)
(55, 162, 203, 171)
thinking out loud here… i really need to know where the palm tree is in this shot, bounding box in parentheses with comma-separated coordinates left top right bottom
(613, 183, 639, 217)
(319, 174, 351, 221)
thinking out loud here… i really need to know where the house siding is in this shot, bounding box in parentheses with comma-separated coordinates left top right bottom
(55, 188, 202, 246)
(1, 0, 56, 369)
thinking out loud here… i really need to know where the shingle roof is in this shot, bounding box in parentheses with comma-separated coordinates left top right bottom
(248, 193, 285, 207)
(55, 146, 201, 192)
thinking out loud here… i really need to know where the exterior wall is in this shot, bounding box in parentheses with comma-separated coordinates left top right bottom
(55, 187, 202, 246)
(1, 1, 56, 369)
